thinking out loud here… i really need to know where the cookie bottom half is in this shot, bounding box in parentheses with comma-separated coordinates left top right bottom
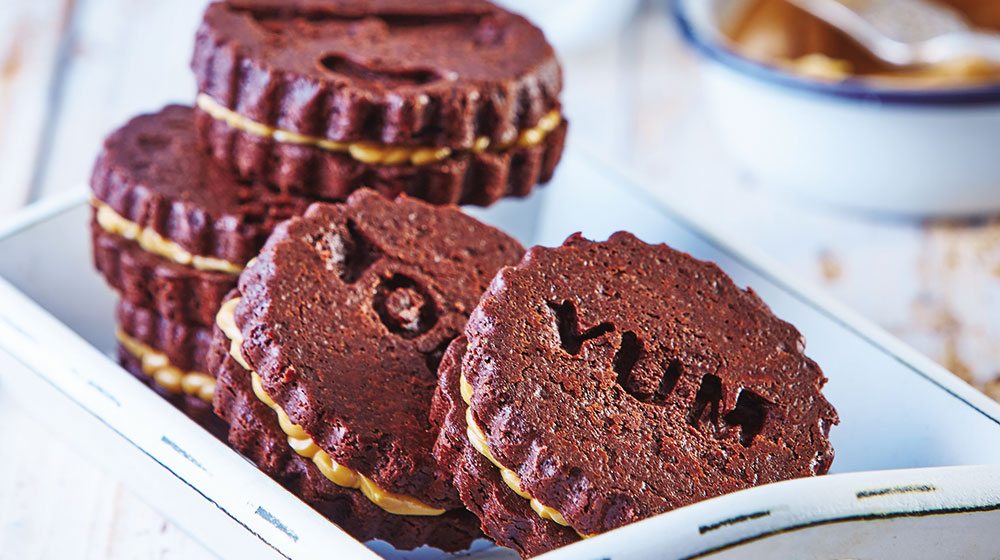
(117, 338, 227, 441)
(195, 110, 567, 207)
(431, 338, 580, 558)
(93, 222, 237, 328)
(209, 327, 483, 552)
(115, 299, 213, 374)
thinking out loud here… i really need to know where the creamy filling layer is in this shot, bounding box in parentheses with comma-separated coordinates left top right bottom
(216, 298, 445, 516)
(726, 0, 1000, 87)
(460, 373, 589, 537)
(93, 200, 243, 275)
(196, 93, 563, 166)
(117, 329, 216, 403)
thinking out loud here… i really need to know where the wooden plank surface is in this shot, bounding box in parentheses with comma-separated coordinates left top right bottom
(0, 1, 222, 557)
(0, 393, 215, 559)
(0, 0, 998, 557)
(32, 0, 210, 202)
(0, 0, 74, 215)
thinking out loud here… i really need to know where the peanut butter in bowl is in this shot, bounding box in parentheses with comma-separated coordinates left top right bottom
(725, 0, 1000, 88)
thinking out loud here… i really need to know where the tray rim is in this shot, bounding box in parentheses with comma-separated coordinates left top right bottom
(2, 146, 1000, 559)
(0, 186, 384, 560)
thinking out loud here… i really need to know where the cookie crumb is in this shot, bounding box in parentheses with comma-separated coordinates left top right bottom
(818, 250, 842, 282)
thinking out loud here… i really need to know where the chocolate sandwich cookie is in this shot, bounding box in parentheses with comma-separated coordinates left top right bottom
(192, 0, 567, 205)
(115, 299, 226, 437)
(431, 337, 579, 557)
(454, 232, 839, 551)
(210, 315, 483, 550)
(212, 189, 523, 547)
(93, 226, 235, 327)
(90, 104, 310, 328)
(116, 299, 213, 378)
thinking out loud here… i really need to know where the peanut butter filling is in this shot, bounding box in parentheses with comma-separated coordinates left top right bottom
(460, 373, 589, 537)
(92, 199, 243, 275)
(215, 298, 445, 516)
(726, 0, 1000, 87)
(196, 94, 562, 166)
(116, 329, 216, 403)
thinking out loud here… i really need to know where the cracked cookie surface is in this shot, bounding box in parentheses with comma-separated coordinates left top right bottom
(210, 321, 483, 551)
(461, 232, 839, 538)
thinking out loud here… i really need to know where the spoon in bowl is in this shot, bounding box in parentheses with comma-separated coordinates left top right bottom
(785, 0, 1000, 66)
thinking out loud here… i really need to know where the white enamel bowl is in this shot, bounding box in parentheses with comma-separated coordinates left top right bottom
(675, 0, 1000, 218)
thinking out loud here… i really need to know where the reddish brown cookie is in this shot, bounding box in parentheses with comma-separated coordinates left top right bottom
(210, 324, 483, 551)
(193, 0, 561, 147)
(90, 104, 310, 265)
(431, 337, 579, 557)
(93, 224, 235, 328)
(228, 189, 524, 515)
(460, 232, 838, 539)
(116, 299, 213, 374)
(194, 115, 566, 206)
(90, 104, 310, 330)
(191, 0, 567, 204)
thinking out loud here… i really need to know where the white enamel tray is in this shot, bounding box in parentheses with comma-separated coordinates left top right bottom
(1, 144, 999, 559)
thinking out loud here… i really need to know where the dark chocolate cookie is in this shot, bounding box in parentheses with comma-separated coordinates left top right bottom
(116, 299, 213, 374)
(226, 189, 524, 515)
(91, 104, 310, 266)
(191, 0, 566, 204)
(210, 324, 483, 551)
(93, 223, 235, 328)
(194, 113, 567, 206)
(461, 232, 838, 539)
(431, 337, 580, 557)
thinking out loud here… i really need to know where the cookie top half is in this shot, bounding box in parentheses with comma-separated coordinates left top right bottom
(462, 232, 839, 537)
(232, 189, 525, 510)
(431, 337, 580, 557)
(192, 0, 562, 147)
(90, 105, 310, 266)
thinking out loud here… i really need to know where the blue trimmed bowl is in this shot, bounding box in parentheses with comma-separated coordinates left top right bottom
(675, 0, 1000, 217)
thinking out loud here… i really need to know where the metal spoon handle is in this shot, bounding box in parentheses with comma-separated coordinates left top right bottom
(966, 33, 1000, 64)
(920, 32, 1000, 66)
(785, 0, 1000, 67)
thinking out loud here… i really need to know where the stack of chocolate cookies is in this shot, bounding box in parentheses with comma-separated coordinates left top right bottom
(88, 0, 571, 553)
(206, 208, 838, 556)
(192, 0, 567, 205)
(90, 1, 840, 557)
(90, 0, 565, 434)
(90, 106, 311, 432)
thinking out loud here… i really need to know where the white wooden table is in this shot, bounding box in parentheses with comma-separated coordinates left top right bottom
(1, 1, 997, 557)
